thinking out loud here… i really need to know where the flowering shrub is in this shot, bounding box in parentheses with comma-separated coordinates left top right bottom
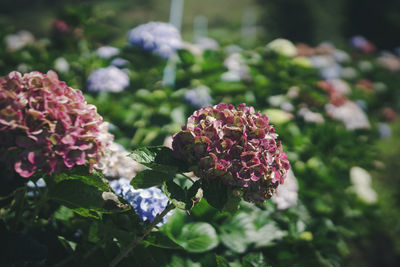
(110, 178, 171, 225)
(0, 70, 103, 178)
(127, 22, 182, 58)
(87, 66, 129, 92)
(172, 103, 290, 203)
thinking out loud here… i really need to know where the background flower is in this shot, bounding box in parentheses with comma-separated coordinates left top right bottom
(127, 22, 182, 58)
(87, 66, 129, 92)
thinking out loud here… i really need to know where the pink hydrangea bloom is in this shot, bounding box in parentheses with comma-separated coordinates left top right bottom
(0, 70, 104, 178)
(172, 103, 290, 203)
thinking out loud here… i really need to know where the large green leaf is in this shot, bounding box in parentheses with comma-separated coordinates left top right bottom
(170, 222, 219, 253)
(131, 169, 175, 189)
(52, 166, 109, 191)
(130, 146, 186, 173)
(143, 231, 183, 250)
(48, 180, 109, 218)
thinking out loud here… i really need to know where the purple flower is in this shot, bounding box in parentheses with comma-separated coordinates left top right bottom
(127, 22, 182, 58)
(0, 70, 104, 178)
(172, 103, 290, 203)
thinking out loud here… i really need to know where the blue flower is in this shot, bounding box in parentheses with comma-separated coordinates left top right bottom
(127, 22, 182, 58)
(109, 178, 171, 226)
(111, 57, 129, 67)
(96, 46, 120, 59)
(87, 66, 129, 92)
(184, 85, 212, 108)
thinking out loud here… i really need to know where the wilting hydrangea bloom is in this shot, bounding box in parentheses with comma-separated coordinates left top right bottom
(172, 103, 290, 203)
(95, 122, 142, 179)
(271, 168, 298, 210)
(96, 46, 120, 59)
(87, 66, 129, 92)
(0, 70, 104, 178)
(127, 22, 182, 58)
(184, 85, 213, 108)
(110, 178, 171, 225)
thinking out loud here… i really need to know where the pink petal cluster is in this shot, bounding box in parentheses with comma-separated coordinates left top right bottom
(172, 103, 290, 203)
(0, 70, 104, 178)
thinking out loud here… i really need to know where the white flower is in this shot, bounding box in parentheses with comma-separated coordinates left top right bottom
(349, 167, 377, 204)
(325, 101, 370, 130)
(266, 38, 297, 57)
(194, 37, 219, 50)
(96, 46, 120, 59)
(328, 79, 351, 95)
(298, 107, 325, 124)
(95, 122, 143, 179)
(221, 53, 250, 82)
(87, 66, 129, 92)
(54, 57, 70, 73)
(5, 30, 35, 52)
(272, 168, 298, 210)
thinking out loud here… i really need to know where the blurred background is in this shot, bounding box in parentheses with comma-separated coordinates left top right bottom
(1, 0, 400, 49)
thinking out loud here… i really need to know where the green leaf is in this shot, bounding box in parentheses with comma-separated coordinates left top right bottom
(52, 166, 109, 191)
(219, 213, 254, 253)
(130, 146, 186, 173)
(202, 180, 228, 211)
(216, 254, 230, 267)
(171, 222, 219, 253)
(242, 252, 270, 267)
(48, 180, 109, 218)
(143, 231, 183, 250)
(131, 169, 175, 189)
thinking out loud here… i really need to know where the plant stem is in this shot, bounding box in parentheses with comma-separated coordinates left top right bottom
(109, 202, 175, 267)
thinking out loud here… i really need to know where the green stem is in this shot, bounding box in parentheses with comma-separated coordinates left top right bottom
(109, 203, 175, 267)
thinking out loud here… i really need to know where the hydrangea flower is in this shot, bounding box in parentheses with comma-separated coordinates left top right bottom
(221, 53, 250, 82)
(0, 70, 104, 178)
(298, 107, 325, 124)
(95, 122, 142, 179)
(349, 167, 377, 204)
(54, 57, 70, 73)
(271, 168, 298, 210)
(184, 85, 213, 108)
(325, 101, 370, 130)
(350, 35, 375, 54)
(127, 22, 182, 58)
(172, 103, 290, 203)
(5, 30, 35, 52)
(96, 46, 120, 59)
(111, 58, 129, 67)
(87, 66, 129, 93)
(266, 38, 297, 57)
(109, 178, 171, 226)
